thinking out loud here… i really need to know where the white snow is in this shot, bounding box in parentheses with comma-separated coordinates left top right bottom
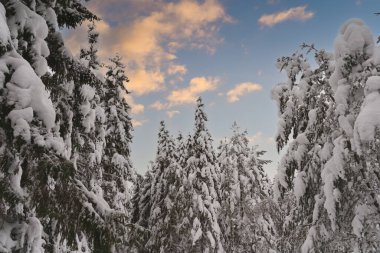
(80, 84, 96, 100)
(294, 171, 307, 201)
(364, 75, 380, 95)
(321, 137, 346, 231)
(9, 156, 27, 198)
(301, 226, 317, 253)
(3, 55, 55, 129)
(206, 230, 216, 249)
(7, 1, 50, 77)
(0, 221, 18, 252)
(354, 76, 380, 150)
(75, 179, 115, 218)
(8, 107, 33, 142)
(0, 3, 10, 46)
(0, 217, 44, 253)
(312, 194, 323, 223)
(44, 7, 59, 32)
(330, 19, 374, 92)
(191, 217, 202, 245)
(25, 217, 45, 253)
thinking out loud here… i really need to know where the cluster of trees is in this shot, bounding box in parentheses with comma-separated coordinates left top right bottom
(0, 0, 135, 252)
(272, 19, 380, 252)
(1, 0, 380, 252)
(130, 98, 277, 252)
(0, 1, 276, 252)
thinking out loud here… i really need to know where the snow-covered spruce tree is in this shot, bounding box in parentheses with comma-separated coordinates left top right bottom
(271, 45, 336, 252)
(0, 1, 137, 252)
(128, 173, 148, 252)
(175, 133, 193, 170)
(217, 122, 275, 252)
(131, 167, 153, 252)
(131, 174, 143, 224)
(100, 54, 136, 251)
(177, 97, 223, 252)
(146, 121, 185, 252)
(137, 167, 153, 229)
(0, 1, 61, 251)
(272, 19, 380, 252)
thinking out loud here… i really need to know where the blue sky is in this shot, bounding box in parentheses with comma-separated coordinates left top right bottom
(66, 0, 380, 178)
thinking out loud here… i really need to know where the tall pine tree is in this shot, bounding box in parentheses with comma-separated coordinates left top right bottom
(217, 122, 275, 252)
(179, 97, 224, 252)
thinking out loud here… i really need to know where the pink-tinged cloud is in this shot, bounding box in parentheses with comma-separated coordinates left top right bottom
(227, 82, 262, 103)
(166, 110, 180, 118)
(167, 76, 220, 105)
(150, 100, 167, 110)
(258, 6, 314, 27)
(124, 94, 145, 115)
(65, 0, 230, 96)
(132, 118, 148, 127)
(167, 64, 187, 76)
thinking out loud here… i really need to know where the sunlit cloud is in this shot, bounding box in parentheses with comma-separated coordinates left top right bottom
(150, 100, 167, 110)
(124, 94, 145, 115)
(258, 6, 314, 27)
(227, 82, 262, 103)
(247, 132, 274, 144)
(65, 0, 230, 96)
(129, 69, 165, 95)
(132, 118, 148, 127)
(167, 64, 187, 76)
(166, 110, 180, 118)
(167, 76, 220, 105)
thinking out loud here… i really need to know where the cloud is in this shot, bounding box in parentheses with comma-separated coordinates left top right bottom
(167, 64, 187, 76)
(124, 94, 145, 114)
(258, 6, 314, 27)
(355, 0, 363, 5)
(168, 76, 220, 105)
(129, 69, 165, 95)
(131, 118, 148, 127)
(65, 0, 230, 96)
(150, 100, 167, 110)
(247, 132, 274, 144)
(266, 0, 279, 5)
(166, 110, 180, 118)
(227, 82, 262, 103)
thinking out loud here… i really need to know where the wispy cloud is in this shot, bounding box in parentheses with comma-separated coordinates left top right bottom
(227, 82, 262, 103)
(132, 118, 148, 127)
(168, 76, 220, 105)
(167, 64, 187, 76)
(247, 132, 274, 144)
(166, 110, 180, 118)
(258, 6, 314, 28)
(266, 0, 279, 5)
(150, 100, 167, 110)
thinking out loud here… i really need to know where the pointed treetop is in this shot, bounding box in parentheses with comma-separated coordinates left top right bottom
(230, 122, 249, 147)
(106, 54, 129, 87)
(194, 97, 208, 132)
(155, 121, 175, 160)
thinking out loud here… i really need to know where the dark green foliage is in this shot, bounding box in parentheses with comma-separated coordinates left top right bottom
(54, 0, 99, 29)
